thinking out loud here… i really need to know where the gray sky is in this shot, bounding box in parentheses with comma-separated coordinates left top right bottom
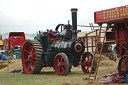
(0, 0, 127, 34)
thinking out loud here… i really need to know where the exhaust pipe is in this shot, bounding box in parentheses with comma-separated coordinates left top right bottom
(71, 8, 78, 39)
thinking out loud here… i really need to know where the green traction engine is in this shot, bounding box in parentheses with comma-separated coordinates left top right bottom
(21, 9, 97, 76)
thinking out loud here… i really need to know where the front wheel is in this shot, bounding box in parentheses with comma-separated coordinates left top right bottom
(54, 53, 70, 76)
(81, 52, 97, 74)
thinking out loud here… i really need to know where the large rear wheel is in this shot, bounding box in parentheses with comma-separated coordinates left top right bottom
(118, 56, 128, 76)
(22, 40, 43, 74)
(81, 52, 97, 74)
(54, 53, 70, 76)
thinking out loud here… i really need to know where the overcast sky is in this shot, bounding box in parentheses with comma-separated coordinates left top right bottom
(0, 0, 127, 34)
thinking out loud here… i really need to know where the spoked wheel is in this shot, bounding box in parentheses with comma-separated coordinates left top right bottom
(81, 52, 97, 74)
(118, 56, 128, 76)
(22, 40, 43, 74)
(54, 53, 70, 76)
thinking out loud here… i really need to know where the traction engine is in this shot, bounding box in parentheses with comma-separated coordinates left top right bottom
(21, 9, 97, 76)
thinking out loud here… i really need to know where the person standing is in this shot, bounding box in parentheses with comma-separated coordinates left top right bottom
(0, 52, 7, 61)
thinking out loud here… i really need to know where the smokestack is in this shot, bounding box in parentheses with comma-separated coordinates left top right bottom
(71, 8, 78, 39)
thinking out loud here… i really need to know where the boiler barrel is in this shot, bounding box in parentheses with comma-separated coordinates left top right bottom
(51, 39, 85, 56)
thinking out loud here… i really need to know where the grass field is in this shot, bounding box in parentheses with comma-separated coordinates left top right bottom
(0, 58, 127, 85)
(0, 66, 127, 85)
(0, 67, 107, 85)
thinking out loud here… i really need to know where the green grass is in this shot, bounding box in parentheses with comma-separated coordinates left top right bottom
(0, 69, 87, 85)
(0, 66, 127, 85)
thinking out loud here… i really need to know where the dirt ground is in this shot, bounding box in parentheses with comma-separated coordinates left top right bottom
(0, 59, 22, 72)
(0, 55, 117, 72)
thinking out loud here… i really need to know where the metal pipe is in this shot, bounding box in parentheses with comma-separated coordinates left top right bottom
(71, 8, 78, 39)
(77, 25, 107, 28)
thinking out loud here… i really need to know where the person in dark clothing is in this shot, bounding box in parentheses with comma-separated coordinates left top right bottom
(0, 52, 7, 61)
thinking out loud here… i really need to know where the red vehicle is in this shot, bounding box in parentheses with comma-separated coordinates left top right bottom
(94, 5, 128, 76)
(4, 32, 26, 58)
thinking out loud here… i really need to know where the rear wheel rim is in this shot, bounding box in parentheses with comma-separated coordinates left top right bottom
(81, 52, 93, 73)
(22, 41, 36, 73)
(54, 53, 69, 76)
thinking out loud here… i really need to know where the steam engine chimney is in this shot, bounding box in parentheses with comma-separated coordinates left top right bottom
(71, 8, 78, 39)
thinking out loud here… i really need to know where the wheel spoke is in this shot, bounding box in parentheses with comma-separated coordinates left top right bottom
(87, 61, 90, 66)
(27, 63, 32, 71)
(31, 47, 35, 55)
(24, 49, 31, 54)
(32, 51, 35, 56)
(61, 58, 66, 66)
(58, 68, 61, 75)
(86, 66, 89, 73)
(58, 58, 60, 63)
(61, 63, 66, 66)
(61, 61, 66, 66)
(24, 59, 30, 62)
(60, 67, 65, 75)
(33, 56, 36, 60)
(32, 60, 35, 65)
(27, 43, 32, 50)
(89, 60, 92, 66)
(31, 54, 35, 60)
(31, 47, 34, 52)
